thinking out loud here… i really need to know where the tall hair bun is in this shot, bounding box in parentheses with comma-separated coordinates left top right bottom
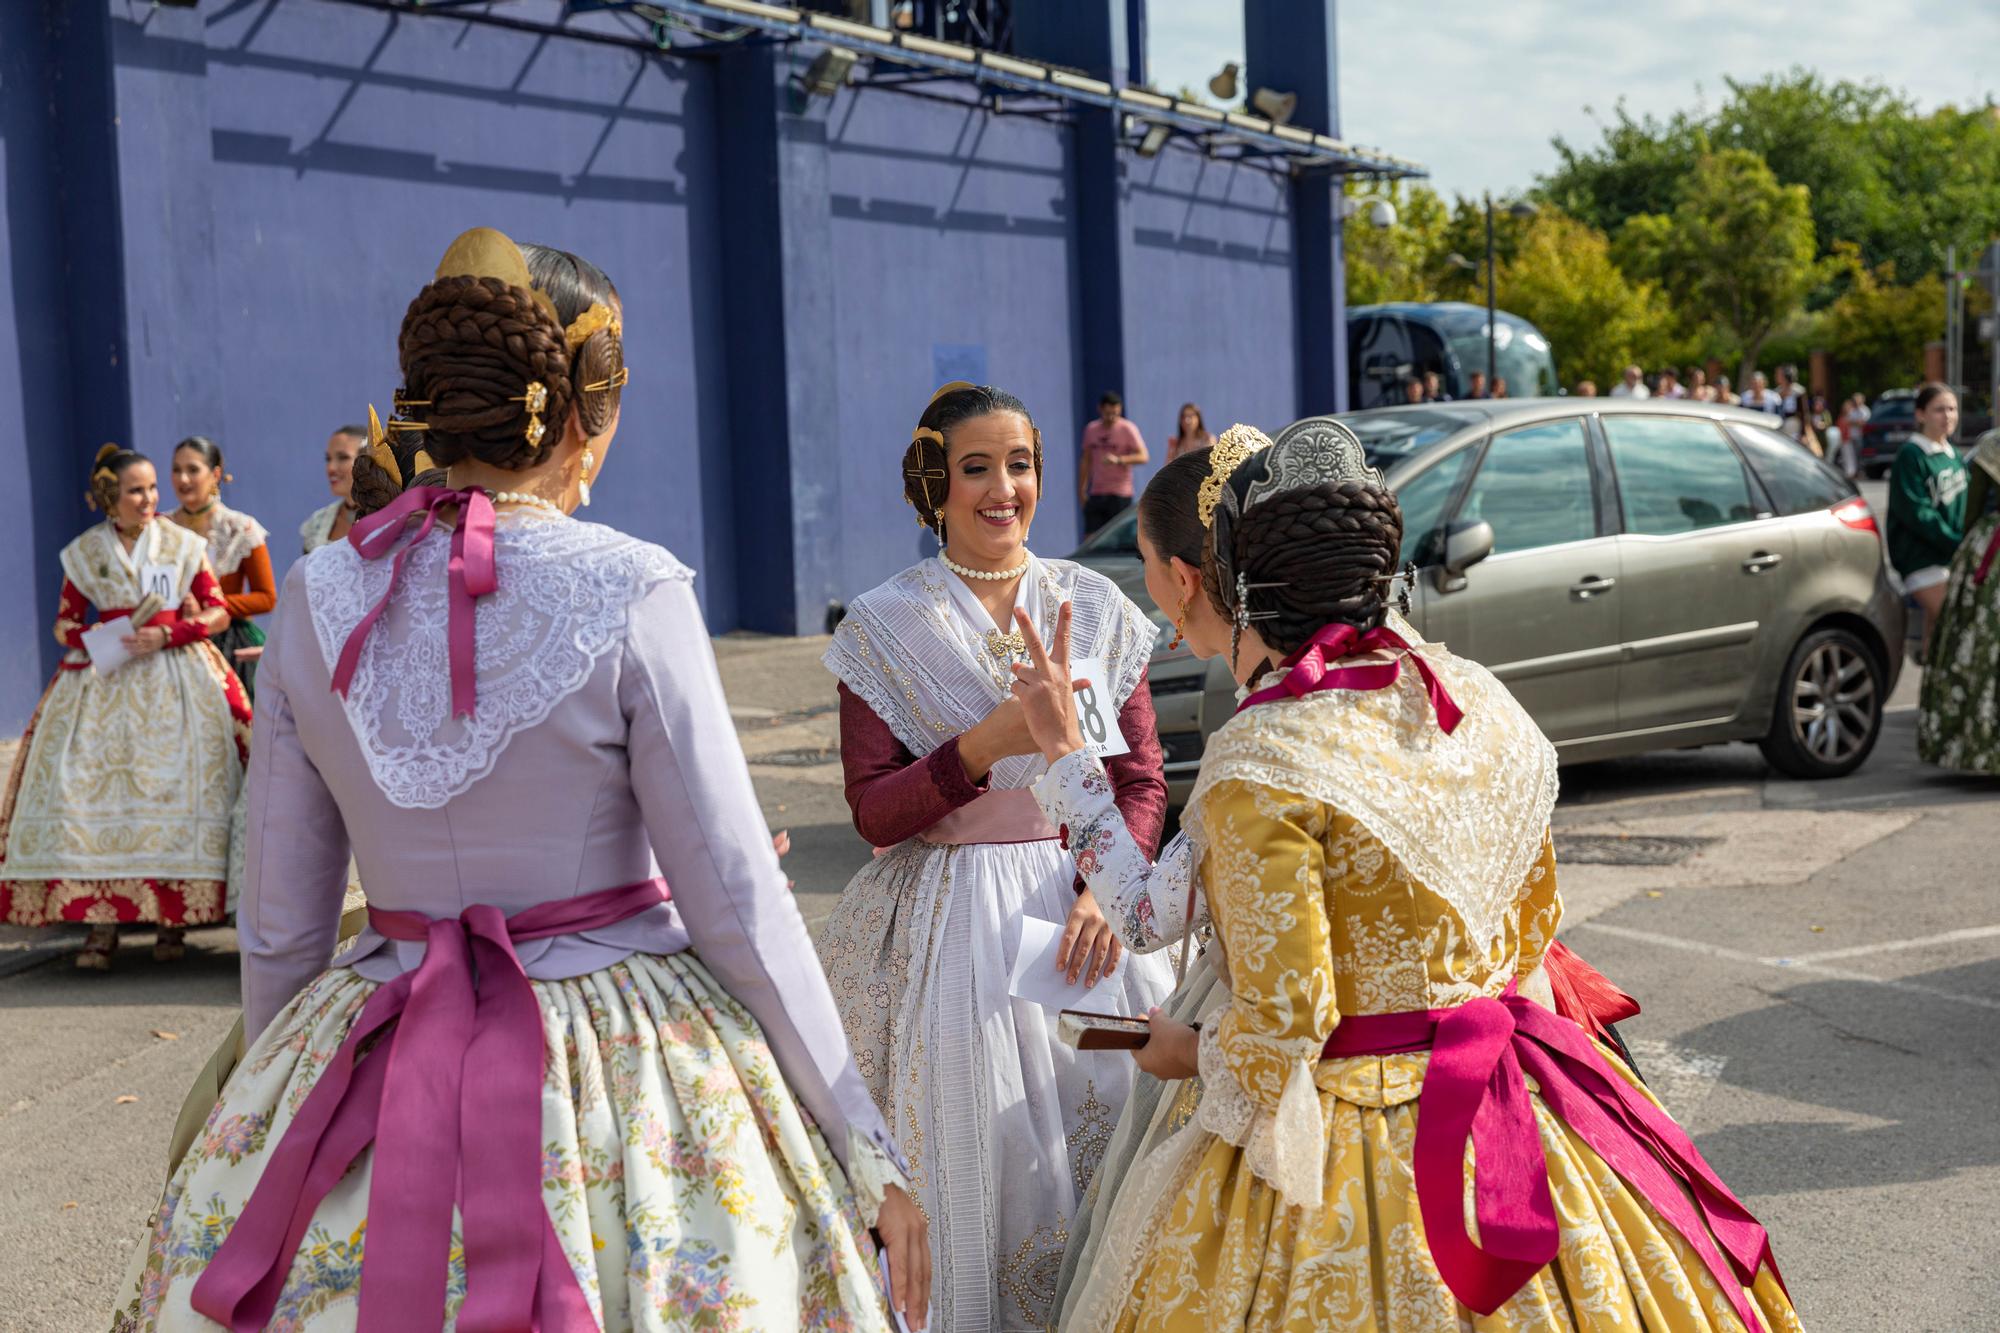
(94, 443, 121, 467)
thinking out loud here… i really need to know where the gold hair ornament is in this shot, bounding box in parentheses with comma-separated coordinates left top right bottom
(365, 406, 403, 487)
(563, 302, 622, 352)
(512, 381, 550, 450)
(582, 365, 630, 395)
(905, 425, 948, 526)
(1196, 423, 1271, 528)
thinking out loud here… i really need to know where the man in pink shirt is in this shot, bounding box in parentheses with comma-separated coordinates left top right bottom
(1078, 390, 1150, 536)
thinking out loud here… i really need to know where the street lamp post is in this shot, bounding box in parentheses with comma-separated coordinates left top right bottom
(1447, 193, 1538, 396)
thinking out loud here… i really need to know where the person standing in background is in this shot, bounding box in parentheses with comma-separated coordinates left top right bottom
(166, 437, 274, 699)
(1686, 366, 1711, 401)
(1165, 401, 1215, 462)
(1423, 369, 1450, 401)
(1609, 364, 1649, 397)
(1714, 374, 1739, 405)
(300, 424, 365, 553)
(1574, 379, 1598, 397)
(1741, 370, 1781, 414)
(1889, 382, 1969, 660)
(1657, 368, 1685, 399)
(1466, 370, 1488, 400)
(1079, 390, 1149, 535)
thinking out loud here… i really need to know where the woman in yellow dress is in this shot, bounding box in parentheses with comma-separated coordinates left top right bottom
(1009, 418, 1800, 1331)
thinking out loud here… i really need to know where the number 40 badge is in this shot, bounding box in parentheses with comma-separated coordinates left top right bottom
(1067, 656, 1130, 759)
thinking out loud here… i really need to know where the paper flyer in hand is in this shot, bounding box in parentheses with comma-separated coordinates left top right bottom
(1006, 913, 1130, 1013)
(80, 616, 136, 677)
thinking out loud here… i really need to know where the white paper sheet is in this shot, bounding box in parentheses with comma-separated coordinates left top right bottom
(1068, 655, 1130, 759)
(80, 616, 136, 677)
(1007, 913, 1131, 1014)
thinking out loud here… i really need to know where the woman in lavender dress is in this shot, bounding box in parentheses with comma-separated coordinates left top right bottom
(111, 229, 928, 1332)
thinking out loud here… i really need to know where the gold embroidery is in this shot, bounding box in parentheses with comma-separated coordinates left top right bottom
(1070, 1081, 1117, 1194)
(998, 1219, 1068, 1329)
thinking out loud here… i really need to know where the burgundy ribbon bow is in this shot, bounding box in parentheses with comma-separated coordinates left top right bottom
(330, 485, 498, 719)
(192, 878, 672, 1332)
(1324, 984, 1783, 1330)
(1236, 621, 1465, 732)
(1974, 522, 2000, 587)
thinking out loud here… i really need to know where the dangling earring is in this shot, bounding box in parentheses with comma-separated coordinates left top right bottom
(579, 449, 595, 507)
(935, 513, 946, 547)
(1168, 589, 1192, 651)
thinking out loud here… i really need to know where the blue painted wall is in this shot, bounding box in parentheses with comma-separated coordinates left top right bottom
(0, 0, 1353, 728)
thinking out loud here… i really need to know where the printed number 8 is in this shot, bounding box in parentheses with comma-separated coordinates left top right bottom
(1076, 682, 1108, 745)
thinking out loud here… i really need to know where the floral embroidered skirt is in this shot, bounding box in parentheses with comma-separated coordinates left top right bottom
(1064, 1048, 1803, 1333)
(1918, 511, 2000, 775)
(110, 952, 894, 1332)
(0, 644, 249, 927)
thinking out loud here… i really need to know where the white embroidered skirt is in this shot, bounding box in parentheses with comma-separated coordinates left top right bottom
(816, 835, 1176, 1332)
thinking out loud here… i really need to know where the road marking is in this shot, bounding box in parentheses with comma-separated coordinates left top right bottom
(1781, 924, 2000, 964)
(1573, 920, 2000, 1012)
(1622, 1038, 1726, 1118)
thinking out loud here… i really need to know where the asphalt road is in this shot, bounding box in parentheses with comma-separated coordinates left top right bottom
(2, 632, 1995, 1330)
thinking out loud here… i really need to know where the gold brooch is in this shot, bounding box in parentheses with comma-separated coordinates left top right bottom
(512, 381, 549, 449)
(985, 629, 1026, 660)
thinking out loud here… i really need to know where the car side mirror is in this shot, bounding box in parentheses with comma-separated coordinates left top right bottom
(1434, 519, 1494, 594)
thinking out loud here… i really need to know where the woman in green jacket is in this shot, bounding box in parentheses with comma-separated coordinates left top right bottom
(1888, 382, 1969, 659)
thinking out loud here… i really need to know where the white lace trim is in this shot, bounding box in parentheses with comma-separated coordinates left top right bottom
(302, 512, 690, 809)
(842, 1126, 909, 1229)
(1186, 614, 1558, 954)
(200, 503, 270, 577)
(1193, 1023, 1324, 1209)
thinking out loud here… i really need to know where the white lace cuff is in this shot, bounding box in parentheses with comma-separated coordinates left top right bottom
(1193, 1024, 1325, 1210)
(843, 1127, 911, 1228)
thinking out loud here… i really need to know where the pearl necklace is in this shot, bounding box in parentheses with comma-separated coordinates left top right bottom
(488, 490, 566, 518)
(941, 550, 1029, 582)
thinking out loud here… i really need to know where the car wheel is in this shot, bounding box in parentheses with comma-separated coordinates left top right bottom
(1757, 626, 1884, 779)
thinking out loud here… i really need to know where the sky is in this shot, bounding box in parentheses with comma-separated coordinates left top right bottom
(1146, 0, 2000, 200)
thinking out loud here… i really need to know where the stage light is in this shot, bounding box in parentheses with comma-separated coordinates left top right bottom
(1250, 87, 1297, 124)
(1207, 62, 1238, 102)
(801, 46, 858, 98)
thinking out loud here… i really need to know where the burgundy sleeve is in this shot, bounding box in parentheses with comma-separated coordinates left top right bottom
(838, 682, 988, 848)
(53, 578, 89, 649)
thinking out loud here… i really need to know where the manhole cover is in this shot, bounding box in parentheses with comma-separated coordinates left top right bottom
(1554, 833, 1720, 866)
(752, 748, 840, 768)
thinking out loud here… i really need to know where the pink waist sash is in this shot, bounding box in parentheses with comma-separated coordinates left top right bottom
(192, 878, 671, 1332)
(921, 786, 1057, 845)
(1323, 984, 1783, 1330)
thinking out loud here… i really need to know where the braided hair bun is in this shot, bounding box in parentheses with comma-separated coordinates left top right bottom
(1201, 417, 1405, 659)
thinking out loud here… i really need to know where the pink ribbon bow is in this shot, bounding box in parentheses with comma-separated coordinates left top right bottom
(330, 485, 498, 718)
(192, 878, 671, 1332)
(1236, 621, 1465, 732)
(1324, 984, 1784, 1330)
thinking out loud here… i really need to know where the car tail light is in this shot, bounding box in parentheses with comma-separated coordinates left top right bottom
(1832, 498, 1877, 533)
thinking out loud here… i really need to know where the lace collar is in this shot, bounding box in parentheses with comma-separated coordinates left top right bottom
(302, 512, 690, 809)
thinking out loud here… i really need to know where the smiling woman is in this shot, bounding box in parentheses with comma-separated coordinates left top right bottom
(818, 382, 1177, 1330)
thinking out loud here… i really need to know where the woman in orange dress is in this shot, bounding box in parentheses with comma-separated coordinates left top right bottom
(166, 436, 274, 698)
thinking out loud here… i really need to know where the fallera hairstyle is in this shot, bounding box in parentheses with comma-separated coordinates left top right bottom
(88, 443, 150, 514)
(900, 384, 1042, 536)
(1137, 446, 1214, 566)
(174, 435, 229, 485)
(348, 242, 625, 517)
(1201, 469, 1405, 660)
(1914, 381, 1954, 412)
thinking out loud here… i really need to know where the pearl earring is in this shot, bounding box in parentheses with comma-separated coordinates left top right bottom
(579, 449, 595, 507)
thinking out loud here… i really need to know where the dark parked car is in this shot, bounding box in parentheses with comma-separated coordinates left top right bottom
(1856, 390, 1916, 478)
(1074, 398, 1905, 803)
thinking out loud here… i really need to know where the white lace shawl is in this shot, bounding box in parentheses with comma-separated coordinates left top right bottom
(198, 502, 270, 577)
(301, 512, 689, 809)
(824, 554, 1156, 791)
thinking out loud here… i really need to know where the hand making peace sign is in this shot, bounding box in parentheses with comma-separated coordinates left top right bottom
(1008, 602, 1091, 766)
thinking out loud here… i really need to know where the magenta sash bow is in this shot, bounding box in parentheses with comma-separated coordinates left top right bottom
(1236, 621, 1465, 732)
(191, 878, 672, 1332)
(1323, 984, 1783, 1329)
(330, 485, 498, 719)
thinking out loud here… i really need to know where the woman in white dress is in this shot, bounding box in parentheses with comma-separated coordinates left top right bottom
(815, 383, 1175, 1331)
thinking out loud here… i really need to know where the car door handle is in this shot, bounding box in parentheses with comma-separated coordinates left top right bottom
(1742, 552, 1784, 574)
(1570, 575, 1618, 599)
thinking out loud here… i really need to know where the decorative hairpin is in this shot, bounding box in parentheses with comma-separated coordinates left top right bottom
(1197, 424, 1271, 528)
(512, 381, 549, 449)
(392, 389, 431, 412)
(563, 303, 621, 352)
(582, 366, 630, 395)
(906, 425, 948, 525)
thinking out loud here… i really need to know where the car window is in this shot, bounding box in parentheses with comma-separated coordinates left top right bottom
(1728, 422, 1855, 514)
(1455, 419, 1597, 555)
(1392, 447, 1474, 566)
(1872, 398, 1914, 421)
(1342, 408, 1479, 469)
(1076, 505, 1139, 555)
(1604, 416, 1759, 535)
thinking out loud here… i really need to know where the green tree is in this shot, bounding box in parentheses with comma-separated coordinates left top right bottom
(1494, 210, 1678, 389)
(1824, 251, 1948, 397)
(1342, 181, 1452, 306)
(1636, 149, 1822, 380)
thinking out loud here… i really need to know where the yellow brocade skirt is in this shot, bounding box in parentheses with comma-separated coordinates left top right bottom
(1065, 1050, 1802, 1333)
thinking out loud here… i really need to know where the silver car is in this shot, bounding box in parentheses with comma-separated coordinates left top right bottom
(1073, 399, 1905, 803)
